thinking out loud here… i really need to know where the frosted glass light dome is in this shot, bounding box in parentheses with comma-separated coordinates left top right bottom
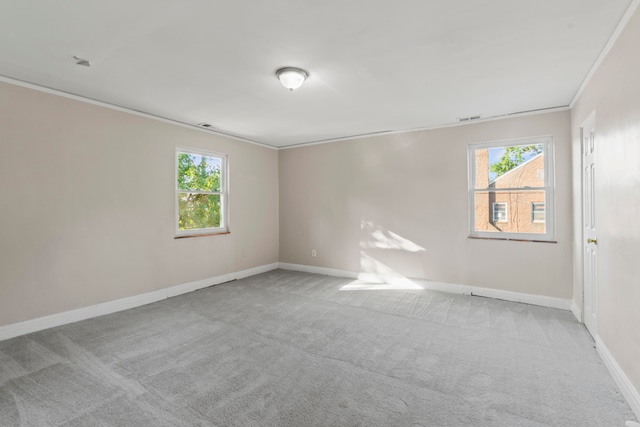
(276, 67, 308, 91)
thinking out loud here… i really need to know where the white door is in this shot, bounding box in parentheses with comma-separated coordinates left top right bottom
(582, 113, 597, 337)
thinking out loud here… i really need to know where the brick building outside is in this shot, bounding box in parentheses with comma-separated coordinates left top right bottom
(474, 150, 545, 234)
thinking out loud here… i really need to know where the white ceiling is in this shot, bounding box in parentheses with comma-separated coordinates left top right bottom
(0, 1, 633, 147)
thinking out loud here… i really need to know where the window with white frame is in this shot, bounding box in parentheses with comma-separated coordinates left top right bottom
(531, 202, 545, 223)
(468, 136, 554, 241)
(492, 202, 507, 223)
(175, 147, 228, 237)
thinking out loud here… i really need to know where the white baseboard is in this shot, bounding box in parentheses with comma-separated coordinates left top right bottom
(236, 263, 281, 280)
(278, 262, 571, 311)
(595, 336, 640, 421)
(571, 301, 583, 323)
(467, 286, 570, 311)
(0, 260, 572, 340)
(278, 262, 360, 280)
(0, 262, 279, 342)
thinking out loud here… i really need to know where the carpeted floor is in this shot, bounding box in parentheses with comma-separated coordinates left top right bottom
(0, 269, 636, 426)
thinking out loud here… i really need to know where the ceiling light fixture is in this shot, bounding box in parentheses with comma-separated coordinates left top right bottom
(276, 67, 308, 91)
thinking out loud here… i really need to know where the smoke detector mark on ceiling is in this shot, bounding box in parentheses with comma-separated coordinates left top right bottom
(73, 56, 91, 67)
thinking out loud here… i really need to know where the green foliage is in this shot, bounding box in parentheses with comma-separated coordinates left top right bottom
(490, 145, 542, 178)
(178, 153, 220, 192)
(177, 153, 222, 230)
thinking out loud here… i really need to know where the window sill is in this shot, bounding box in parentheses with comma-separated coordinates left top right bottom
(175, 231, 230, 239)
(468, 236, 557, 243)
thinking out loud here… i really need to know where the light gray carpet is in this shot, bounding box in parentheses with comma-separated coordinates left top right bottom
(0, 269, 636, 426)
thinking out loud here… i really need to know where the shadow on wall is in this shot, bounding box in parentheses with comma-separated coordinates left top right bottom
(344, 219, 426, 290)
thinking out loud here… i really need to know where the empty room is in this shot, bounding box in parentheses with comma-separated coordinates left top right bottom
(0, 1, 639, 426)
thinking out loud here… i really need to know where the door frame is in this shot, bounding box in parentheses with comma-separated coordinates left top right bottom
(581, 111, 597, 336)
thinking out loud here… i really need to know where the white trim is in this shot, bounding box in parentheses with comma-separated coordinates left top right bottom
(467, 286, 569, 310)
(278, 263, 570, 311)
(277, 107, 570, 150)
(236, 263, 279, 280)
(571, 300, 582, 323)
(581, 111, 597, 338)
(0, 263, 279, 342)
(0, 75, 571, 152)
(595, 336, 640, 421)
(570, 0, 640, 108)
(0, 75, 277, 151)
(278, 262, 360, 280)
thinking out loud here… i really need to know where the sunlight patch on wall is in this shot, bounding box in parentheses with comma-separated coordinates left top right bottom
(359, 220, 425, 252)
(339, 250, 424, 290)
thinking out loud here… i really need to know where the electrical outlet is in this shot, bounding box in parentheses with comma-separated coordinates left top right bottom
(311, 249, 317, 257)
(242, 248, 247, 257)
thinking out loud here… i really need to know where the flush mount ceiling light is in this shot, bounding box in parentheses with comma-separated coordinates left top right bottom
(275, 67, 308, 91)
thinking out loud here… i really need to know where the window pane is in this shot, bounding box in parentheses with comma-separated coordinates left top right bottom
(474, 144, 544, 189)
(474, 191, 545, 234)
(532, 202, 545, 223)
(492, 203, 507, 222)
(178, 193, 221, 230)
(177, 153, 222, 192)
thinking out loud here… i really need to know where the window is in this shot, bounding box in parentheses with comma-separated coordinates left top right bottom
(175, 147, 228, 237)
(531, 202, 545, 223)
(492, 202, 507, 222)
(468, 136, 554, 241)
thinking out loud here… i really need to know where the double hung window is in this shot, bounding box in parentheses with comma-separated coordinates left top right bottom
(468, 136, 554, 241)
(176, 147, 228, 237)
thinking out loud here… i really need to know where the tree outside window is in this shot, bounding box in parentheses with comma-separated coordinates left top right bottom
(176, 149, 227, 236)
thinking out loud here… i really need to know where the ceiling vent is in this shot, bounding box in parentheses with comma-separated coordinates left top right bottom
(197, 122, 215, 129)
(73, 56, 91, 67)
(457, 115, 482, 122)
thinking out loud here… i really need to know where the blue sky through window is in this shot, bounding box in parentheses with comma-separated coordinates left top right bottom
(488, 147, 504, 181)
(189, 154, 221, 173)
(487, 145, 541, 182)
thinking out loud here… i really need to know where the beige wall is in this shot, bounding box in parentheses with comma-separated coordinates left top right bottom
(0, 81, 279, 327)
(571, 6, 640, 393)
(279, 110, 573, 298)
